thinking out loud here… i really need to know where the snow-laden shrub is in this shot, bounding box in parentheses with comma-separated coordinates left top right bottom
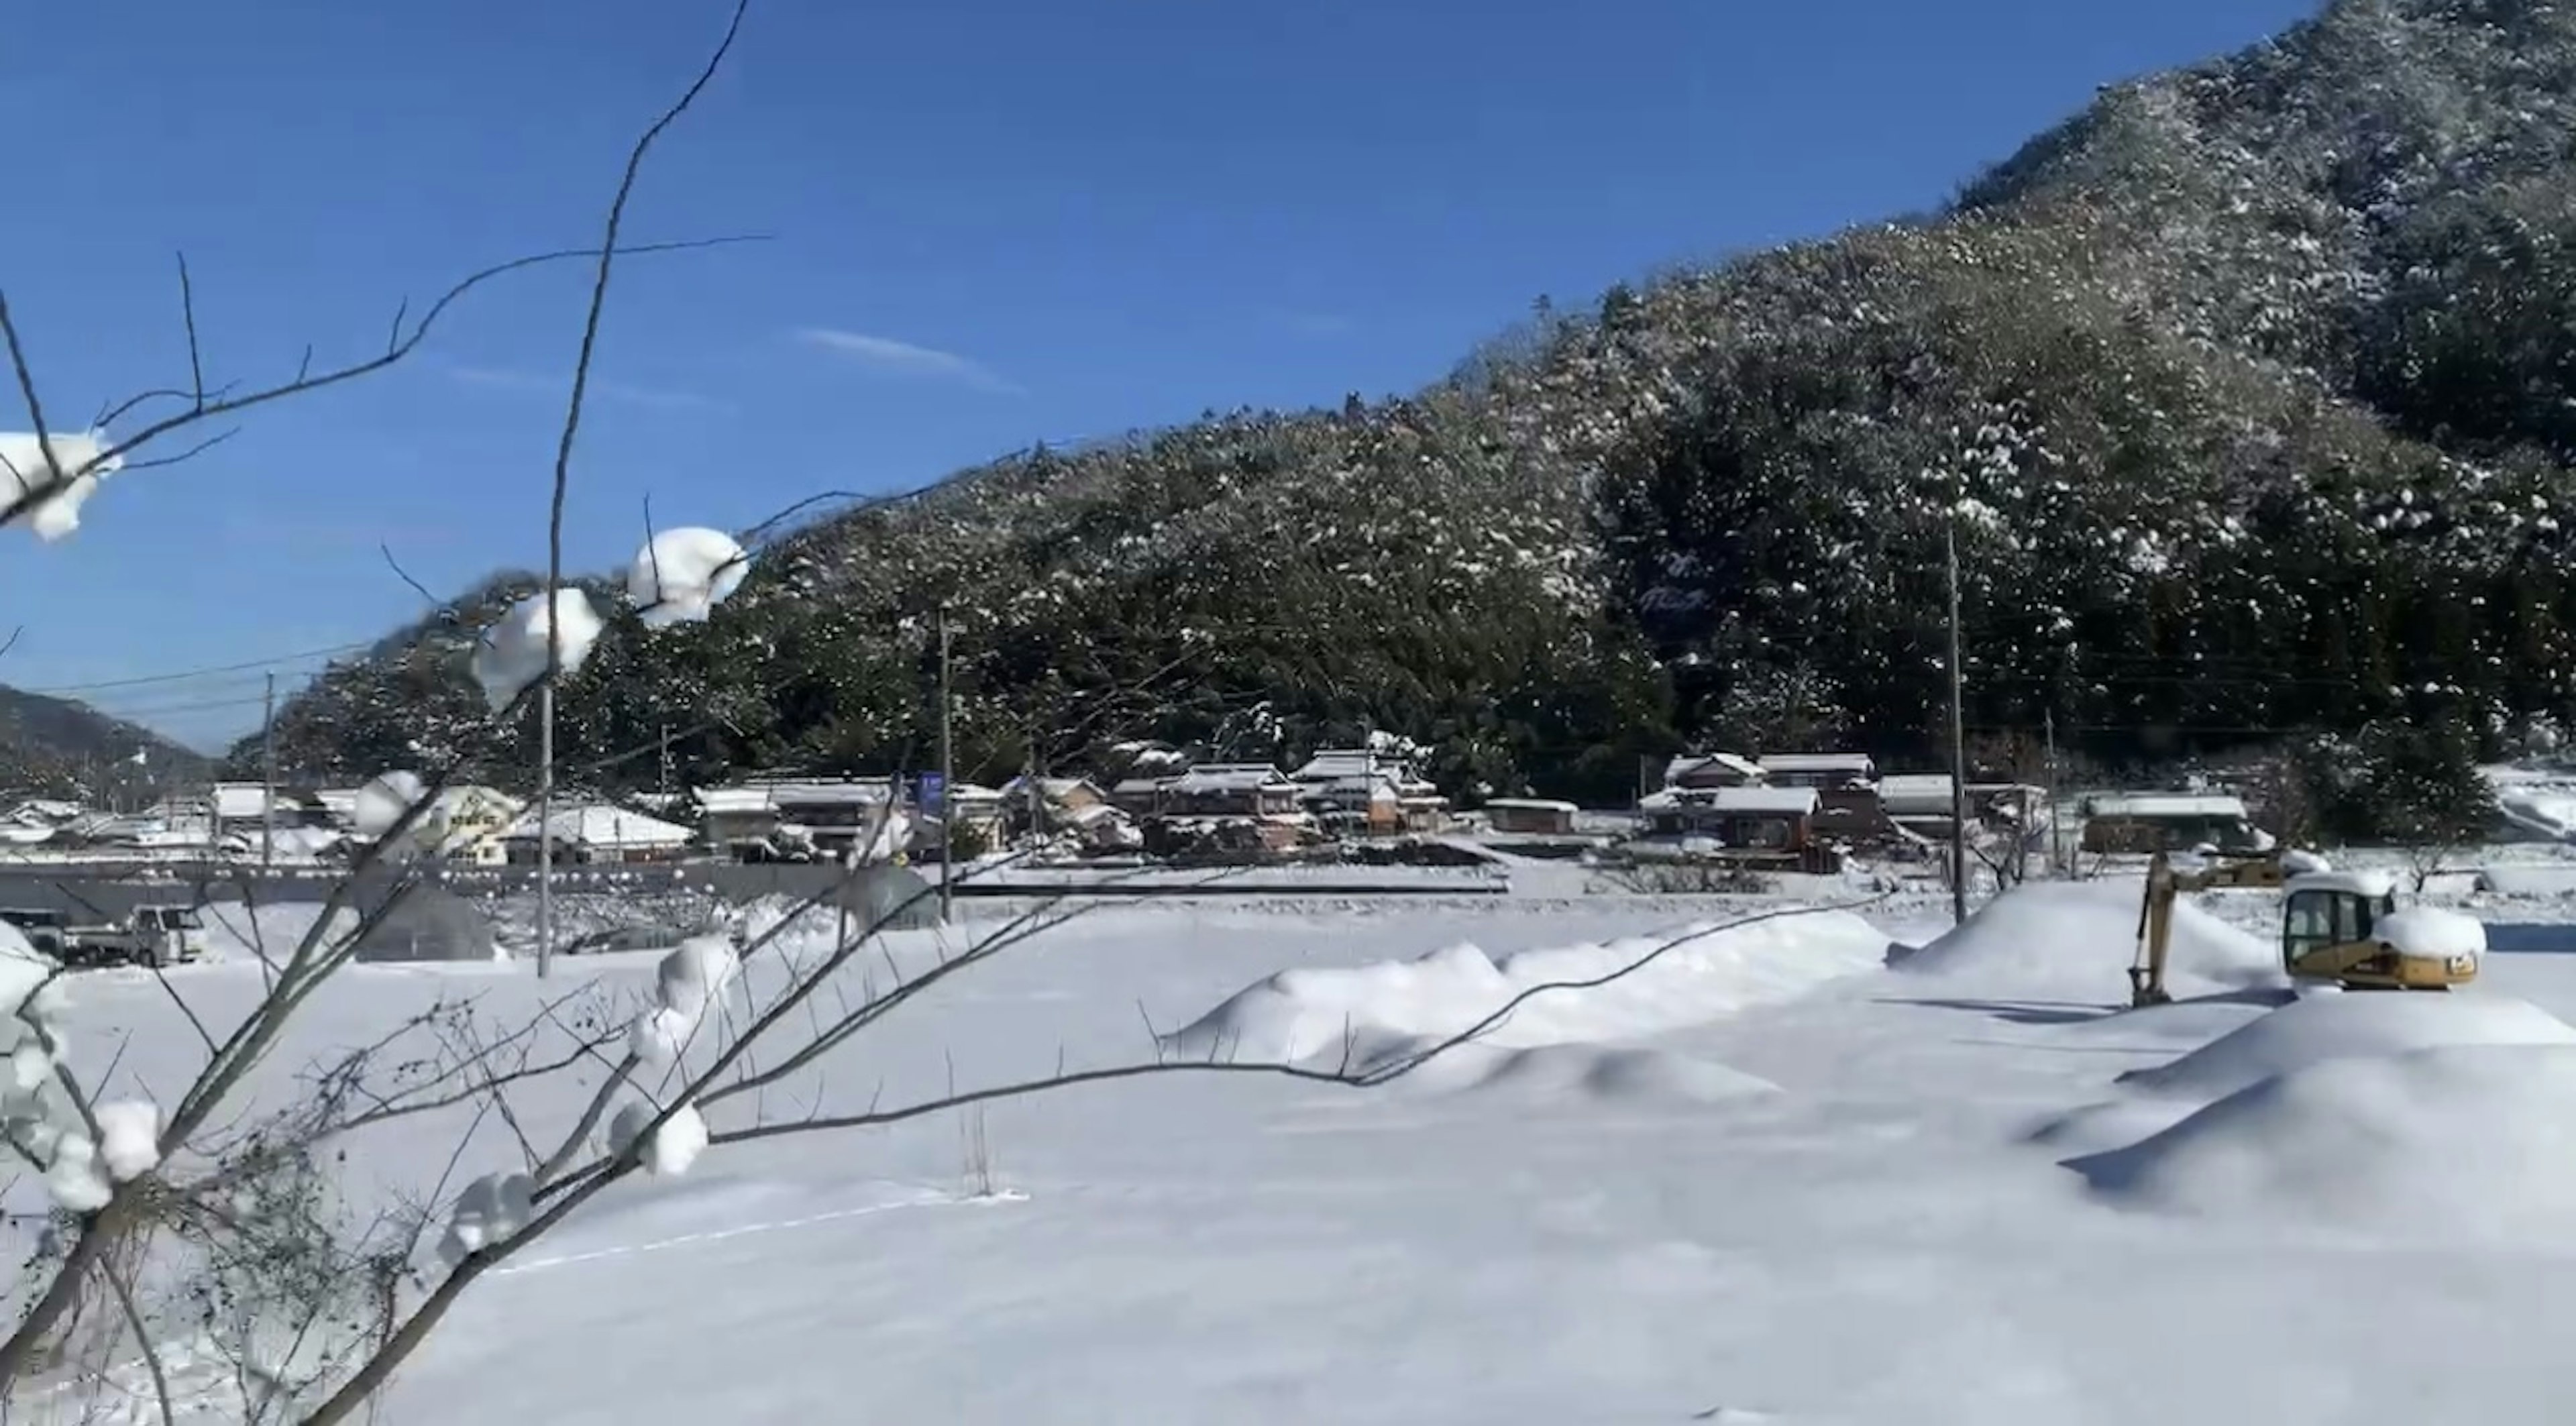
(470, 588, 604, 710)
(628, 526, 750, 627)
(0, 428, 120, 541)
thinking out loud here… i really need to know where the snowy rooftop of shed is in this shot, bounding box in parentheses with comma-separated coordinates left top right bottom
(1671, 786, 1821, 815)
(1758, 753, 1876, 775)
(2088, 793, 2249, 820)
(502, 806, 693, 848)
(1172, 765, 1295, 792)
(1664, 752, 1764, 783)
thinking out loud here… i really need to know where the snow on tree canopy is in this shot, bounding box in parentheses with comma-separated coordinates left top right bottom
(0, 429, 119, 542)
(470, 588, 605, 711)
(627, 527, 749, 627)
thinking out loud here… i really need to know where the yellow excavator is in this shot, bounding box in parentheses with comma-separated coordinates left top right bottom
(2129, 848, 2483, 1007)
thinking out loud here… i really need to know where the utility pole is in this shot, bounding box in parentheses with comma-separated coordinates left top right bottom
(2043, 708, 2061, 877)
(1024, 714, 1044, 850)
(658, 721, 673, 800)
(936, 606, 955, 921)
(1946, 520, 1970, 926)
(260, 672, 277, 873)
(537, 679, 554, 980)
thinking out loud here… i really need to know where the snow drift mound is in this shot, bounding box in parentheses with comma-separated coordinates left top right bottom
(1163, 910, 1889, 1068)
(1377, 1040, 1780, 1107)
(2070, 1043, 2576, 1233)
(1891, 881, 2281, 995)
(2114, 990, 2576, 1100)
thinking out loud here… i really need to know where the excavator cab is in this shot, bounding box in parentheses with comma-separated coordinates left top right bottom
(2279, 867, 2478, 991)
(2281, 873, 2396, 976)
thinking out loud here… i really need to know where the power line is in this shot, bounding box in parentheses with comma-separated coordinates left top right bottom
(12, 639, 378, 696)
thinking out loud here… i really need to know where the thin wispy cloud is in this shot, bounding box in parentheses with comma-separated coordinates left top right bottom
(795, 328, 1023, 394)
(447, 365, 733, 414)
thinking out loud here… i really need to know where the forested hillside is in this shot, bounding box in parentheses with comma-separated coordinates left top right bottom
(244, 0, 2576, 814)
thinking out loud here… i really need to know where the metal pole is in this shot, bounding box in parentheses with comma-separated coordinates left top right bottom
(1947, 520, 1970, 926)
(537, 679, 554, 979)
(2043, 708, 2061, 877)
(260, 672, 277, 873)
(937, 605, 954, 922)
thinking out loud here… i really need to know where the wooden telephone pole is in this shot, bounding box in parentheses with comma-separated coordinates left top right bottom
(1946, 520, 1970, 926)
(937, 606, 954, 922)
(260, 672, 277, 872)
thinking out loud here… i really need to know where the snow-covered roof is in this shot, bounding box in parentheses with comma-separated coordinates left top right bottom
(1294, 750, 1395, 781)
(1876, 773, 1963, 814)
(2089, 793, 2249, 820)
(1485, 798, 1578, 812)
(503, 805, 693, 848)
(1674, 787, 1820, 816)
(1664, 752, 1764, 784)
(211, 783, 275, 820)
(702, 780, 899, 815)
(1171, 764, 1293, 793)
(2287, 869, 2399, 899)
(1758, 752, 1876, 775)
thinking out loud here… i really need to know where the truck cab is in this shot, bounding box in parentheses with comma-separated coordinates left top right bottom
(129, 905, 208, 967)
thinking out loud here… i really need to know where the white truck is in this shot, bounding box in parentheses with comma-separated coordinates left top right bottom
(0, 904, 207, 969)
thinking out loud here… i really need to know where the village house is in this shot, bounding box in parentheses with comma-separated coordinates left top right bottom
(1662, 752, 1768, 791)
(1481, 798, 1579, 836)
(1289, 749, 1449, 835)
(2079, 791, 2271, 855)
(500, 804, 695, 865)
(1756, 752, 1877, 789)
(996, 775, 1140, 852)
(1642, 785, 1820, 852)
(1157, 764, 1303, 818)
(932, 782, 1009, 854)
(697, 778, 912, 862)
(1110, 764, 1310, 857)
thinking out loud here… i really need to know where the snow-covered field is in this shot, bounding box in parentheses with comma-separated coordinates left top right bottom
(25, 881, 2576, 1423)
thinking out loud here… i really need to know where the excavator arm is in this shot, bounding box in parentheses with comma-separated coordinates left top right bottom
(2129, 848, 2284, 1007)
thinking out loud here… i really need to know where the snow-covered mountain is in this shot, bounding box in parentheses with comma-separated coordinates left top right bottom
(250, 0, 2576, 808)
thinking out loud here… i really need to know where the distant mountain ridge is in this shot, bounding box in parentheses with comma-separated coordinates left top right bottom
(0, 684, 213, 794)
(243, 0, 2576, 814)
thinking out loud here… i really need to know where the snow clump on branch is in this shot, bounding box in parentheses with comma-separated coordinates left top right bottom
(627, 526, 749, 627)
(629, 934, 740, 1067)
(0, 922, 154, 1210)
(439, 1171, 536, 1266)
(0, 429, 121, 542)
(470, 587, 606, 710)
(607, 1100, 709, 1176)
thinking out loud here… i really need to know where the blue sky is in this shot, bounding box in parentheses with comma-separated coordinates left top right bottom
(0, 0, 2319, 754)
